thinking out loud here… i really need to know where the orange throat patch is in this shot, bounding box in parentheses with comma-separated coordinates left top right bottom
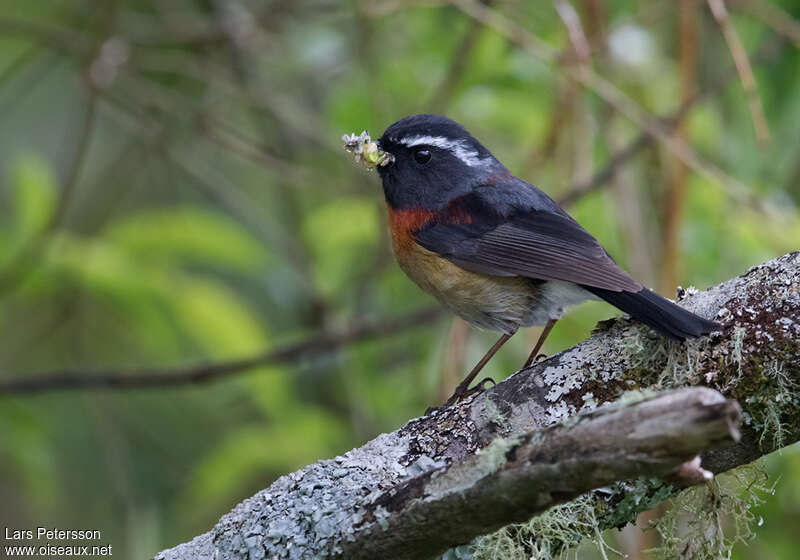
(387, 206, 436, 252)
(387, 200, 475, 253)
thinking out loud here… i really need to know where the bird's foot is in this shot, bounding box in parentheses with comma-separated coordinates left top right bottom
(426, 377, 496, 415)
(444, 377, 495, 406)
(425, 404, 446, 415)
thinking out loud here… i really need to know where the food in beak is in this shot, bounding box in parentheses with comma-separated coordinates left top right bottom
(342, 131, 394, 169)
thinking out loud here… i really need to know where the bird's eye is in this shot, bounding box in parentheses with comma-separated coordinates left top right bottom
(413, 147, 432, 165)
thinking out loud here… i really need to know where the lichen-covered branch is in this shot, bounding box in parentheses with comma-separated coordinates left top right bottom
(155, 252, 799, 560)
(341, 387, 740, 560)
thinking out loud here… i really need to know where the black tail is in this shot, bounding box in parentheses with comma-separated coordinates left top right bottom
(585, 286, 722, 341)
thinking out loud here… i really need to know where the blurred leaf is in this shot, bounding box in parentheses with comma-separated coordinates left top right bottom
(170, 278, 268, 357)
(21, 234, 269, 360)
(105, 207, 269, 272)
(8, 154, 55, 242)
(37, 234, 162, 297)
(0, 403, 58, 509)
(179, 408, 347, 520)
(302, 197, 379, 296)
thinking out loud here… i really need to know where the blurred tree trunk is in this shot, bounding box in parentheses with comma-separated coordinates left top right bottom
(661, 0, 699, 295)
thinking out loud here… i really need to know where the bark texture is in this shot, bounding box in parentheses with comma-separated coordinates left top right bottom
(155, 252, 800, 560)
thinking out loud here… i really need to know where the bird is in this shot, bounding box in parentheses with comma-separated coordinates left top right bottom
(356, 114, 721, 405)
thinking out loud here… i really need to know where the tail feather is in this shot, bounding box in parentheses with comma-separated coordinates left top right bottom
(585, 286, 722, 341)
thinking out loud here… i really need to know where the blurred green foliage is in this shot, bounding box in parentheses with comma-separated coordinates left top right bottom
(0, 0, 799, 558)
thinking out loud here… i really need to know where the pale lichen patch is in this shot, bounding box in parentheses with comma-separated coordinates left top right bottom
(545, 400, 573, 424)
(188, 431, 415, 559)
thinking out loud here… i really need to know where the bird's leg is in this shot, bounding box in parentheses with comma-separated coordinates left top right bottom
(444, 329, 516, 406)
(522, 319, 557, 369)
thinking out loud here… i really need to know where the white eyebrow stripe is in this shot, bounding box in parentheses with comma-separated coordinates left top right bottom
(397, 134, 490, 168)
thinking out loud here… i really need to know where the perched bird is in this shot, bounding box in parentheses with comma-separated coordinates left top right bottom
(348, 114, 721, 405)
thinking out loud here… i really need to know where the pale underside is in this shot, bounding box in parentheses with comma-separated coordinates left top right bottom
(392, 237, 593, 334)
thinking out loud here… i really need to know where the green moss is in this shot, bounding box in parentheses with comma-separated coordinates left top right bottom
(599, 478, 676, 530)
(622, 331, 670, 372)
(730, 326, 747, 380)
(658, 338, 704, 387)
(469, 478, 677, 559)
(647, 463, 773, 559)
(605, 388, 659, 410)
(467, 464, 773, 560)
(464, 281, 798, 560)
(482, 397, 509, 432)
(620, 317, 798, 454)
(748, 359, 798, 450)
(471, 494, 610, 560)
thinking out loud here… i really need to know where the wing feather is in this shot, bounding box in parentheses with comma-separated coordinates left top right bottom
(414, 200, 641, 292)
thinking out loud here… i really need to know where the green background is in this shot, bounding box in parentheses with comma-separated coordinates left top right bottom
(0, 0, 798, 558)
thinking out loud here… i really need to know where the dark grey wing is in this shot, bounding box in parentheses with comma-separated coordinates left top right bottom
(414, 207, 642, 292)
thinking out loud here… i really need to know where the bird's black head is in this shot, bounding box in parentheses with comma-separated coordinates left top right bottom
(376, 114, 505, 210)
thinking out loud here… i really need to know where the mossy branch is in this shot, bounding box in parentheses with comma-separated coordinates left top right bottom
(154, 252, 800, 560)
(342, 387, 740, 559)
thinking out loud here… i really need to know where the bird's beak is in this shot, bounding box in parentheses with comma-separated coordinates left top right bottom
(366, 141, 394, 168)
(342, 131, 394, 170)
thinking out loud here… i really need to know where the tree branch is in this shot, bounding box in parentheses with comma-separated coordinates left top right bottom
(0, 308, 441, 395)
(154, 252, 800, 560)
(340, 387, 740, 559)
(707, 0, 771, 144)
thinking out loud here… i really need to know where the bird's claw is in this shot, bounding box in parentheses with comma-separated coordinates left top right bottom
(425, 404, 444, 415)
(433, 376, 496, 411)
(473, 376, 496, 391)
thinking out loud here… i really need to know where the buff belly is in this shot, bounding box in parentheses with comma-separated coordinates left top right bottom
(392, 240, 592, 334)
